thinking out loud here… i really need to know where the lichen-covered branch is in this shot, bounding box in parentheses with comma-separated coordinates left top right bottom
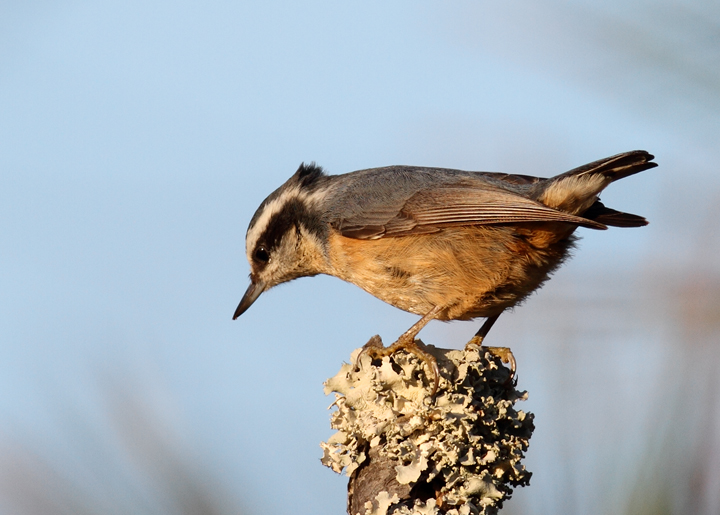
(321, 340, 534, 515)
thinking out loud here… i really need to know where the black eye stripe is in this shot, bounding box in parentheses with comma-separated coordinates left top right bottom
(255, 198, 326, 255)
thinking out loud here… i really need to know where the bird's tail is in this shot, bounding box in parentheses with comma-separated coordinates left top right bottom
(554, 150, 657, 182)
(537, 150, 657, 227)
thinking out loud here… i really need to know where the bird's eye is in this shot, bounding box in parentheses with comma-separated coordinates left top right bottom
(254, 246, 270, 263)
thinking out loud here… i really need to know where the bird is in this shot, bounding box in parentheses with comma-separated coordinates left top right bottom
(233, 150, 656, 392)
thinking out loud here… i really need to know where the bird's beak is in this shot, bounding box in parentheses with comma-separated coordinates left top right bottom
(232, 280, 266, 319)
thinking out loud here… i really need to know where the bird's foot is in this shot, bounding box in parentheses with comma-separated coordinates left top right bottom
(356, 335, 440, 396)
(466, 337, 516, 382)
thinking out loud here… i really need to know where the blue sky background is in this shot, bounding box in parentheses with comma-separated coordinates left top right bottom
(1, 1, 719, 514)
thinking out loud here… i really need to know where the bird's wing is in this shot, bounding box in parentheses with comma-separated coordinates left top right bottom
(335, 185, 606, 240)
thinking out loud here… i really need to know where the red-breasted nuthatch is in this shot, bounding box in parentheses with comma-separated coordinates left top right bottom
(233, 150, 656, 391)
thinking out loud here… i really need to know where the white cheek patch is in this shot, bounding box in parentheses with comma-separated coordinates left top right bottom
(298, 224, 328, 262)
(254, 227, 329, 287)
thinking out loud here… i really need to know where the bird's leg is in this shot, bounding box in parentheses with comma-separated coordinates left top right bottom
(358, 305, 443, 395)
(466, 311, 516, 378)
(470, 313, 501, 344)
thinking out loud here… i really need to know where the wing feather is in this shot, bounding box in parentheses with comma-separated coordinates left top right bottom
(335, 185, 606, 240)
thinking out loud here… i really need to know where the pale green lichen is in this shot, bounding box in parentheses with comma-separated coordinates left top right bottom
(321, 341, 534, 515)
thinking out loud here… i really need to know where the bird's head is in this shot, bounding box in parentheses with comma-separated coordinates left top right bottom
(233, 163, 331, 319)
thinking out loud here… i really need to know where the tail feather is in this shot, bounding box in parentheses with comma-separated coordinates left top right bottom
(557, 150, 657, 182)
(583, 200, 648, 228)
(537, 150, 656, 218)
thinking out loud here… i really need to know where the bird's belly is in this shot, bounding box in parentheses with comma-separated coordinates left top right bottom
(328, 225, 575, 320)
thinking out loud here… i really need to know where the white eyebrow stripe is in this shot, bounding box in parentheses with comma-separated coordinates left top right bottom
(245, 186, 298, 261)
(245, 183, 331, 261)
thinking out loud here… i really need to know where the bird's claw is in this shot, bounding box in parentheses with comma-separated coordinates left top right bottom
(355, 335, 440, 396)
(466, 337, 516, 383)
